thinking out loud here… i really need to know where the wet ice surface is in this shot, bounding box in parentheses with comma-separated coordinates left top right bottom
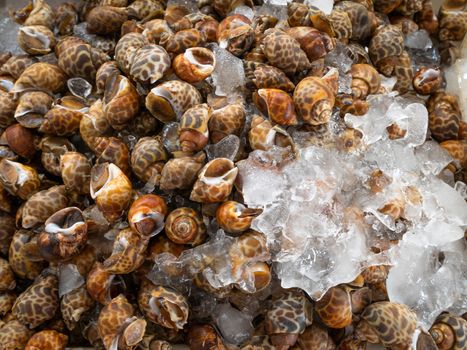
(210, 44, 246, 97)
(59, 263, 85, 297)
(236, 94, 467, 329)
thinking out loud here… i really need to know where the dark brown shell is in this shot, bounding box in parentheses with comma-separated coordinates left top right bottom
(86, 6, 128, 35)
(427, 92, 461, 142)
(160, 152, 206, 191)
(369, 25, 404, 76)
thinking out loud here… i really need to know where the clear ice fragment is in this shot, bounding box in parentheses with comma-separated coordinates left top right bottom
(405, 30, 432, 50)
(59, 263, 85, 297)
(210, 45, 245, 97)
(67, 78, 92, 99)
(205, 134, 240, 161)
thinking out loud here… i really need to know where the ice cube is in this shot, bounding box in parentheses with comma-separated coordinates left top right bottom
(210, 45, 245, 97)
(231, 5, 254, 20)
(67, 78, 92, 99)
(324, 43, 354, 94)
(405, 30, 432, 50)
(59, 263, 85, 297)
(213, 304, 254, 345)
(205, 134, 240, 161)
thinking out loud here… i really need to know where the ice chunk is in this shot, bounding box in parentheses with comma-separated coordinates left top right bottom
(231, 5, 254, 20)
(415, 140, 453, 175)
(59, 263, 85, 297)
(324, 43, 354, 94)
(304, 0, 333, 14)
(380, 75, 398, 93)
(213, 304, 254, 345)
(162, 122, 180, 153)
(254, 3, 288, 21)
(405, 30, 432, 50)
(67, 78, 92, 99)
(454, 181, 467, 200)
(73, 23, 116, 53)
(205, 134, 240, 161)
(210, 45, 245, 97)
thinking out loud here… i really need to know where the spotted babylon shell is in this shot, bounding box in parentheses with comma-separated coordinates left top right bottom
(79, 99, 112, 152)
(12, 0, 55, 29)
(14, 90, 54, 128)
(293, 69, 338, 125)
(248, 115, 292, 151)
(0, 54, 37, 80)
(374, 0, 402, 13)
(56, 37, 109, 81)
(128, 194, 167, 237)
(253, 89, 298, 126)
(315, 286, 353, 329)
(60, 152, 92, 194)
(130, 44, 171, 84)
(429, 312, 467, 350)
(146, 80, 203, 123)
(131, 136, 168, 183)
(17, 25, 56, 55)
(251, 64, 295, 92)
(334, 1, 373, 41)
(0, 320, 32, 350)
(287, 2, 312, 27)
(0, 159, 40, 200)
(261, 29, 310, 75)
(103, 74, 140, 130)
(173, 47, 216, 84)
(159, 28, 206, 54)
(393, 50, 413, 94)
(61, 285, 95, 331)
(12, 63, 66, 95)
(39, 96, 87, 136)
(9, 229, 46, 280)
(427, 92, 461, 142)
(298, 324, 335, 350)
(265, 289, 313, 350)
(138, 280, 189, 330)
(90, 163, 132, 222)
(160, 152, 206, 191)
(0, 91, 17, 128)
(208, 104, 245, 144)
(413, 67, 442, 95)
(369, 25, 404, 77)
(179, 103, 212, 153)
(25, 330, 68, 350)
(356, 302, 417, 349)
(55, 2, 78, 35)
(86, 262, 118, 305)
(20, 185, 68, 229)
(351, 64, 381, 99)
(98, 294, 147, 349)
(217, 15, 255, 57)
(96, 61, 121, 95)
(190, 158, 238, 203)
(0, 258, 15, 291)
(12, 273, 59, 328)
(286, 27, 335, 62)
(0, 292, 16, 316)
(86, 6, 128, 35)
(438, 1, 467, 41)
(115, 33, 148, 74)
(103, 228, 148, 274)
(165, 207, 206, 246)
(94, 137, 130, 176)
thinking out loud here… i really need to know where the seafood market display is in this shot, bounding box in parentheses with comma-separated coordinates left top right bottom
(0, 0, 466, 348)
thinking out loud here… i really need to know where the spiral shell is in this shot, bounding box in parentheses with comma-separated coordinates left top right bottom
(265, 289, 313, 350)
(39, 96, 87, 136)
(393, 50, 414, 94)
(103, 74, 140, 130)
(146, 80, 203, 123)
(315, 286, 353, 329)
(173, 47, 216, 83)
(37, 207, 88, 262)
(217, 15, 255, 57)
(24, 330, 68, 350)
(351, 64, 381, 99)
(413, 67, 442, 95)
(179, 103, 212, 153)
(103, 228, 148, 274)
(138, 280, 189, 330)
(0, 54, 37, 80)
(251, 64, 295, 92)
(12, 62, 66, 95)
(369, 25, 404, 77)
(438, 0, 467, 41)
(98, 294, 147, 350)
(216, 201, 262, 235)
(0, 258, 15, 291)
(96, 61, 121, 95)
(160, 152, 206, 191)
(3, 123, 37, 158)
(286, 27, 335, 63)
(94, 137, 130, 176)
(208, 103, 245, 144)
(11, 0, 55, 29)
(12, 273, 59, 328)
(0, 213, 15, 256)
(287, 2, 312, 27)
(165, 207, 206, 246)
(86, 262, 122, 305)
(17, 25, 56, 55)
(0, 159, 40, 200)
(293, 69, 338, 125)
(0, 92, 17, 129)
(160, 29, 206, 54)
(14, 91, 53, 128)
(248, 115, 293, 151)
(20, 185, 68, 229)
(298, 324, 335, 350)
(374, 0, 402, 13)
(131, 136, 168, 183)
(190, 158, 238, 203)
(429, 312, 467, 350)
(86, 6, 128, 35)
(128, 194, 168, 237)
(60, 151, 92, 194)
(127, 0, 164, 20)
(56, 2, 78, 35)
(9, 229, 45, 280)
(261, 29, 310, 75)
(80, 99, 112, 152)
(427, 92, 461, 142)
(0, 320, 32, 350)
(60, 285, 94, 331)
(188, 324, 226, 350)
(334, 1, 373, 41)
(253, 89, 298, 126)
(355, 302, 417, 349)
(56, 37, 109, 81)
(90, 162, 132, 222)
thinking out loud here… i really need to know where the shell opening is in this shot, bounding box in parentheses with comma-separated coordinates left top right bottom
(184, 48, 215, 74)
(90, 163, 121, 199)
(19, 26, 51, 48)
(201, 159, 238, 185)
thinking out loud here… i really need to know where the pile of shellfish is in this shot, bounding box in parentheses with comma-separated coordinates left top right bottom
(0, 0, 466, 348)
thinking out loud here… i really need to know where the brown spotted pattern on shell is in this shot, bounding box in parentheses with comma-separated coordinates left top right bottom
(351, 64, 381, 99)
(217, 201, 262, 235)
(97, 294, 147, 350)
(248, 115, 293, 151)
(179, 103, 212, 153)
(160, 152, 206, 191)
(39, 96, 87, 136)
(369, 25, 404, 76)
(56, 3, 78, 35)
(61, 285, 95, 331)
(173, 47, 216, 84)
(208, 103, 246, 143)
(0, 160, 40, 200)
(0, 55, 37, 80)
(393, 50, 414, 94)
(0, 258, 15, 291)
(86, 6, 128, 35)
(329, 10, 352, 42)
(94, 136, 130, 176)
(11, 0, 55, 29)
(165, 207, 206, 246)
(287, 2, 312, 27)
(96, 61, 121, 95)
(127, 0, 164, 20)
(413, 67, 442, 95)
(138, 279, 189, 330)
(427, 92, 461, 142)
(0, 320, 32, 350)
(17, 25, 56, 55)
(0, 92, 17, 129)
(60, 152, 92, 194)
(298, 324, 335, 350)
(217, 15, 255, 57)
(14, 90, 54, 128)
(374, 0, 403, 14)
(356, 302, 417, 349)
(334, 1, 372, 41)
(79, 99, 112, 152)
(20, 185, 68, 229)
(146, 80, 203, 123)
(286, 27, 335, 63)
(438, 1, 467, 41)
(86, 262, 118, 305)
(315, 286, 353, 329)
(190, 158, 238, 203)
(251, 64, 295, 92)
(131, 136, 168, 183)
(160, 29, 206, 54)
(25, 330, 68, 350)
(429, 312, 467, 350)
(9, 229, 45, 280)
(12, 273, 59, 328)
(130, 44, 171, 84)
(261, 29, 311, 75)
(253, 89, 298, 126)
(265, 290, 313, 350)
(12, 62, 66, 95)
